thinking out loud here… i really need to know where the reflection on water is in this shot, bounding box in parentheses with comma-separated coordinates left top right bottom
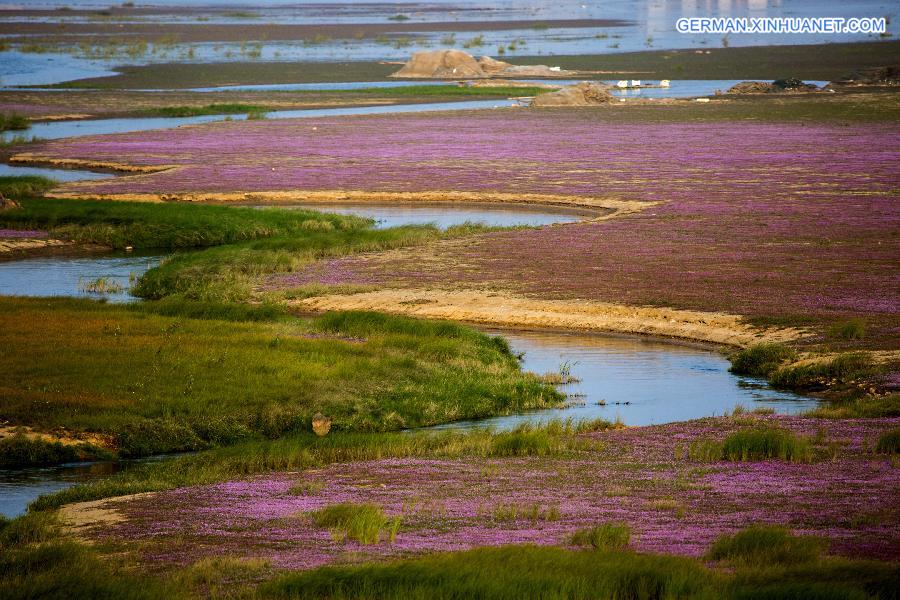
(0, 250, 162, 302)
(0, 456, 166, 518)
(431, 329, 819, 431)
(269, 202, 590, 229)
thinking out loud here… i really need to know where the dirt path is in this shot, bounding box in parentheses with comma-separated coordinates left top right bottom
(294, 288, 803, 347)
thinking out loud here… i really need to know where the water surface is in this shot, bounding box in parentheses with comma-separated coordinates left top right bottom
(0, 250, 161, 302)
(0, 99, 518, 143)
(431, 329, 819, 431)
(266, 202, 589, 229)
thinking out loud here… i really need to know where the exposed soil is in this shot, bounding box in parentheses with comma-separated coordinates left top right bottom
(290, 288, 802, 347)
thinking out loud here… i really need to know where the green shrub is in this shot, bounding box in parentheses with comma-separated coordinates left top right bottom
(707, 525, 826, 566)
(874, 428, 900, 454)
(729, 344, 797, 377)
(570, 522, 631, 551)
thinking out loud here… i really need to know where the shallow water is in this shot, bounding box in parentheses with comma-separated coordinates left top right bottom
(0, 78, 804, 145)
(0, 456, 166, 518)
(431, 329, 819, 431)
(0, 250, 162, 302)
(0, 163, 112, 181)
(267, 202, 590, 229)
(0, 99, 518, 143)
(3, 0, 889, 78)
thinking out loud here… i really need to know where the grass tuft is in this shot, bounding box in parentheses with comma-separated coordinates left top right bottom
(729, 343, 797, 378)
(707, 525, 826, 566)
(827, 318, 866, 340)
(570, 522, 631, 551)
(0, 113, 29, 132)
(690, 425, 813, 463)
(874, 428, 900, 454)
(310, 503, 400, 544)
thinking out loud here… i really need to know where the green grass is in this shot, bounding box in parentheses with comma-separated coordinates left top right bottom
(0, 435, 114, 468)
(770, 352, 878, 391)
(0, 175, 57, 198)
(0, 113, 30, 132)
(690, 425, 813, 463)
(310, 503, 401, 544)
(729, 343, 798, 378)
(570, 522, 631, 551)
(0, 297, 562, 463)
(148, 103, 270, 117)
(707, 525, 826, 566)
(805, 394, 900, 419)
(1, 510, 183, 598)
(261, 545, 718, 600)
(828, 318, 867, 340)
(874, 428, 900, 454)
(30, 420, 609, 511)
(0, 194, 369, 250)
(132, 223, 499, 302)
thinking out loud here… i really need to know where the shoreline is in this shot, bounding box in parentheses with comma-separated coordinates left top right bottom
(290, 288, 803, 348)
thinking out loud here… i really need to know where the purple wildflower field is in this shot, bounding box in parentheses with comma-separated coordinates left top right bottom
(88, 416, 899, 571)
(26, 110, 900, 325)
(0, 228, 47, 238)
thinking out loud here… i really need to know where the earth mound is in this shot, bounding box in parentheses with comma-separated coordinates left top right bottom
(390, 50, 581, 79)
(389, 50, 484, 78)
(727, 79, 820, 94)
(530, 82, 613, 107)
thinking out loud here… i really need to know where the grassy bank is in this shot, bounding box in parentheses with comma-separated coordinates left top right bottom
(133, 223, 492, 301)
(30, 419, 606, 511)
(0, 189, 370, 250)
(0, 297, 561, 464)
(729, 343, 895, 405)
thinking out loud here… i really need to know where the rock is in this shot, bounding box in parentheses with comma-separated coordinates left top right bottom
(311, 413, 332, 437)
(531, 82, 614, 107)
(390, 50, 485, 78)
(0, 193, 20, 211)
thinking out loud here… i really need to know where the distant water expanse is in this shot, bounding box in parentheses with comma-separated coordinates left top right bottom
(0, 0, 891, 85)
